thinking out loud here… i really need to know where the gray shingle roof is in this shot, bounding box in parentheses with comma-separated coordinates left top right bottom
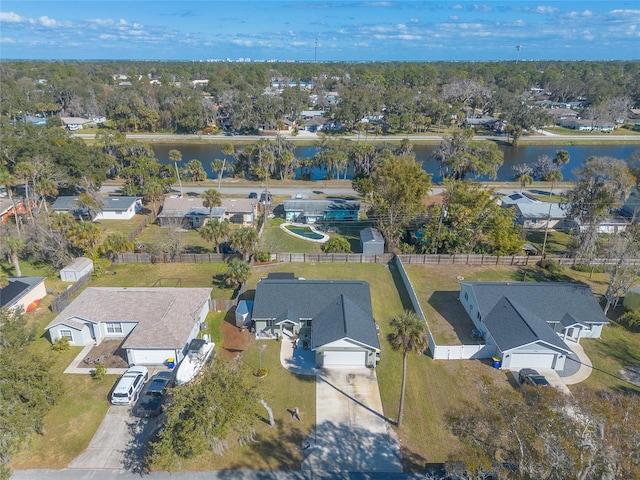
(515, 203, 567, 219)
(483, 297, 570, 352)
(52, 196, 139, 212)
(464, 281, 607, 351)
(0, 277, 45, 308)
(46, 287, 212, 349)
(466, 282, 608, 326)
(252, 278, 380, 350)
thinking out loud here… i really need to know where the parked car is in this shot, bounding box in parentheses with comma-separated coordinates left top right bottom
(248, 192, 258, 199)
(133, 371, 174, 418)
(111, 366, 149, 405)
(518, 368, 549, 387)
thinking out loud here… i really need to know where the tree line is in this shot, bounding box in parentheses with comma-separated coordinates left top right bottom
(1, 60, 638, 136)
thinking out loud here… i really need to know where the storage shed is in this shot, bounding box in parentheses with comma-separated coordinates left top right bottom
(360, 227, 385, 254)
(60, 257, 94, 282)
(235, 300, 253, 327)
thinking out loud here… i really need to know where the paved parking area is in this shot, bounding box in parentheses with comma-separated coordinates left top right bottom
(302, 367, 402, 473)
(68, 405, 155, 470)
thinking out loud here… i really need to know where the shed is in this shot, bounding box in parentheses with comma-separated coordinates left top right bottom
(60, 257, 94, 282)
(360, 227, 385, 254)
(235, 300, 253, 327)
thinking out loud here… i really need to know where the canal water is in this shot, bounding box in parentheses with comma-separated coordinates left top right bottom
(151, 142, 640, 182)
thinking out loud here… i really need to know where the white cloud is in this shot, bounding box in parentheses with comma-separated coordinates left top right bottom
(534, 6, 558, 15)
(397, 23, 407, 30)
(0, 12, 24, 23)
(610, 9, 640, 16)
(0, 36, 16, 43)
(450, 16, 459, 21)
(38, 16, 57, 27)
(409, 18, 419, 24)
(473, 4, 492, 13)
(398, 34, 421, 40)
(452, 4, 463, 10)
(360, 2, 392, 7)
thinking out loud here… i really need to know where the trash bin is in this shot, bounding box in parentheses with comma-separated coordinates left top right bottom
(167, 357, 175, 369)
(492, 357, 502, 369)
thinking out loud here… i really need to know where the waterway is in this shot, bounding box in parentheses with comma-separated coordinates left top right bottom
(151, 142, 640, 182)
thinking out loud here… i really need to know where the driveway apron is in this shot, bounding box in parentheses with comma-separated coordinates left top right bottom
(68, 405, 151, 470)
(303, 367, 402, 473)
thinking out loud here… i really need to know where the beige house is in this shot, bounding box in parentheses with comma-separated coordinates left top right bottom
(220, 198, 258, 226)
(45, 287, 212, 365)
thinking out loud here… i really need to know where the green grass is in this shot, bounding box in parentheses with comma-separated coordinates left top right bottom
(528, 193, 566, 203)
(524, 230, 573, 255)
(94, 211, 150, 238)
(259, 218, 323, 254)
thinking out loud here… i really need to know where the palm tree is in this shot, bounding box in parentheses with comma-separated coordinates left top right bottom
(211, 159, 226, 189)
(387, 310, 427, 427)
(541, 168, 564, 258)
(201, 188, 222, 218)
(142, 179, 164, 216)
(3, 234, 23, 277)
(519, 173, 533, 192)
(0, 169, 22, 236)
(199, 219, 230, 253)
(229, 227, 258, 261)
(225, 258, 251, 289)
(169, 149, 183, 196)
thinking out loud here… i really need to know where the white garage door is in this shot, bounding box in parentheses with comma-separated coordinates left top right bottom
(129, 349, 176, 366)
(323, 350, 366, 366)
(508, 353, 556, 369)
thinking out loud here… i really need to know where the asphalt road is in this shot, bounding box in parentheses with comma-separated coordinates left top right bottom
(76, 131, 640, 143)
(12, 470, 427, 479)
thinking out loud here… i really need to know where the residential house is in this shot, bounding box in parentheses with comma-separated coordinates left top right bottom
(283, 199, 360, 224)
(0, 197, 28, 224)
(52, 196, 142, 221)
(60, 117, 92, 131)
(620, 187, 640, 219)
(220, 198, 257, 226)
(459, 282, 608, 370)
(251, 274, 380, 367)
(45, 287, 212, 365)
(0, 277, 47, 312)
(157, 196, 225, 228)
(513, 203, 569, 230)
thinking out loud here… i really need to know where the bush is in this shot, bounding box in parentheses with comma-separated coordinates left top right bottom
(91, 364, 107, 380)
(618, 309, 640, 327)
(253, 368, 268, 378)
(254, 251, 270, 262)
(51, 336, 70, 353)
(322, 235, 351, 253)
(572, 264, 606, 274)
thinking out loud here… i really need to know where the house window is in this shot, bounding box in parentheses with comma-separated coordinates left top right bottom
(464, 292, 469, 301)
(106, 322, 123, 334)
(59, 329, 73, 341)
(265, 320, 274, 328)
(477, 312, 481, 322)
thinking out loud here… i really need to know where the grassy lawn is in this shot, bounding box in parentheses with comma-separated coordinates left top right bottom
(259, 218, 323, 254)
(135, 222, 215, 253)
(94, 211, 150, 238)
(523, 230, 573, 255)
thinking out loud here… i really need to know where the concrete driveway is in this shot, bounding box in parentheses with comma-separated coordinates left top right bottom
(302, 367, 402, 473)
(68, 405, 154, 471)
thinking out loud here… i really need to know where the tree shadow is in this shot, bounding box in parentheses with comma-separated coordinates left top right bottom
(122, 416, 153, 474)
(427, 291, 478, 343)
(184, 245, 210, 254)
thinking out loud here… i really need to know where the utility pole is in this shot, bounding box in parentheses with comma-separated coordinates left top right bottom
(314, 38, 318, 64)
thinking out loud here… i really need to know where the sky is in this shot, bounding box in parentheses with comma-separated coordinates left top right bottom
(0, 1, 638, 62)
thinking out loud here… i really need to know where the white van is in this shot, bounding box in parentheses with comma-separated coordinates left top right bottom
(111, 366, 149, 405)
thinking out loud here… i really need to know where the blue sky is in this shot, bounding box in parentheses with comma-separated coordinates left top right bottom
(1, 1, 638, 61)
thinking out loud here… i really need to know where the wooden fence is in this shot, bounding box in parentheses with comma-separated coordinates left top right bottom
(128, 209, 158, 241)
(112, 252, 242, 263)
(274, 253, 394, 263)
(50, 272, 92, 313)
(396, 254, 640, 267)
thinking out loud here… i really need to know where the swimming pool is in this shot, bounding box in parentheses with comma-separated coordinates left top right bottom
(280, 222, 329, 243)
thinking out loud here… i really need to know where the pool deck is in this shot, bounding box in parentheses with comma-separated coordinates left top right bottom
(280, 222, 329, 243)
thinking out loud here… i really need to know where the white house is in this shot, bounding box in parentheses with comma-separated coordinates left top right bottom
(459, 282, 608, 370)
(52, 196, 142, 221)
(45, 287, 212, 366)
(0, 277, 47, 312)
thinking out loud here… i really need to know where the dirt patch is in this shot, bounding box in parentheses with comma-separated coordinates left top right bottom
(79, 339, 129, 369)
(219, 310, 250, 360)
